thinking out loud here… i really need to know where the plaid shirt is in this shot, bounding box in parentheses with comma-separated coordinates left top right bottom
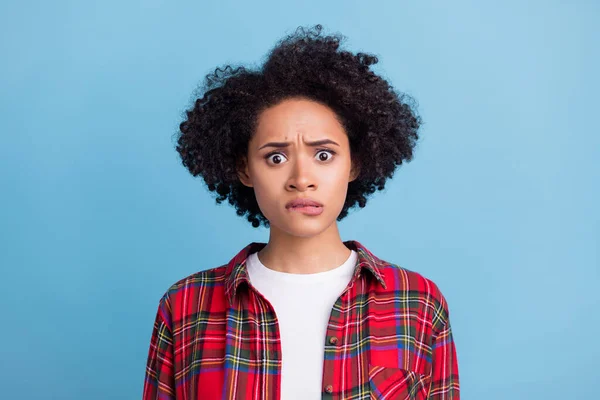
(143, 240, 459, 399)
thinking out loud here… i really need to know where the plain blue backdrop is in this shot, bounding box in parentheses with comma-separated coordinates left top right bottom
(1, 0, 598, 399)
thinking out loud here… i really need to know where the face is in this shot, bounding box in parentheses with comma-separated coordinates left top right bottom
(237, 97, 359, 237)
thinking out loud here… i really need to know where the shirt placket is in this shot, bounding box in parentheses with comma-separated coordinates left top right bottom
(247, 283, 283, 400)
(321, 273, 367, 399)
(322, 309, 342, 399)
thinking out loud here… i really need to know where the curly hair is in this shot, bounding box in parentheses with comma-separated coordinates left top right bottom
(175, 24, 421, 228)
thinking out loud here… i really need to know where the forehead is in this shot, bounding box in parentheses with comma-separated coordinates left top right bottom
(254, 98, 346, 139)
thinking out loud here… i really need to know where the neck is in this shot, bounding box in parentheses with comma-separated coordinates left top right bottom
(257, 222, 352, 274)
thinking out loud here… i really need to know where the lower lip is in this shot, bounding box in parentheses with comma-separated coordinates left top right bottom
(287, 205, 324, 215)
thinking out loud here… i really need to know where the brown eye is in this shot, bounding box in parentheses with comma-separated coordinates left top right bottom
(316, 150, 334, 162)
(267, 153, 287, 165)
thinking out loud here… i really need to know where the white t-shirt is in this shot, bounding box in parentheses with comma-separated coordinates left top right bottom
(246, 249, 358, 399)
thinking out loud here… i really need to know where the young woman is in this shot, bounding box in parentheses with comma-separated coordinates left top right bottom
(143, 25, 459, 400)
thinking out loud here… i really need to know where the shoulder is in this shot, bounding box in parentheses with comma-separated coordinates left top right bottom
(378, 262, 451, 332)
(155, 264, 230, 322)
(380, 263, 448, 305)
(165, 264, 229, 295)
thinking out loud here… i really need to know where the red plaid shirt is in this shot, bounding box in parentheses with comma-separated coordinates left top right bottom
(143, 240, 459, 399)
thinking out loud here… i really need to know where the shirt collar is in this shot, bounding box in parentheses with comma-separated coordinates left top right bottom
(224, 240, 387, 306)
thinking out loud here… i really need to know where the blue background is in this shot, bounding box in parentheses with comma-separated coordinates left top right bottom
(1, 1, 598, 398)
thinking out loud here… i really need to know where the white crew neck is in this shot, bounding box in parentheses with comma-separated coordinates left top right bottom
(246, 249, 357, 284)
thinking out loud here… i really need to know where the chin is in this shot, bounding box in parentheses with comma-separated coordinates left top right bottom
(271, 214, 337, 238)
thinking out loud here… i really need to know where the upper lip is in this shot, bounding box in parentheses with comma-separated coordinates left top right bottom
(286, 197, 323, 208)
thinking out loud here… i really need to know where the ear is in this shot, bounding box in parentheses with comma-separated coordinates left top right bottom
(349, 159, 361, 182)
(237, 156, 254, 188)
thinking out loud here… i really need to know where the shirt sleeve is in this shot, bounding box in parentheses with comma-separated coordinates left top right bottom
(142, 294, 175, 400)
(428, 291, 460, 399)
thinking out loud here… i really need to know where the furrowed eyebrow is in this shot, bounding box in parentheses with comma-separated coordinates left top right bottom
(258, 139, 340, 150)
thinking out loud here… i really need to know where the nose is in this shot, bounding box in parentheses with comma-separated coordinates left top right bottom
(286, 154, 317, 192)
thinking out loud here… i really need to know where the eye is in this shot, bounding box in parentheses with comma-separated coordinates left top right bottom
(316, 149, 336, 162)
(266, 152, 288, 165)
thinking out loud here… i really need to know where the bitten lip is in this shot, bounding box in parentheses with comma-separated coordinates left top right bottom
(285, 197, 323, 208)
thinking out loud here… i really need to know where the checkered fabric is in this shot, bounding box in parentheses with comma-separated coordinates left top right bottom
(143, 240, 459, 399)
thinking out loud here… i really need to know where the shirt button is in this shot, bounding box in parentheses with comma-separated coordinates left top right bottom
(329, 336, 338, 345)
(325, 385, 333, 394)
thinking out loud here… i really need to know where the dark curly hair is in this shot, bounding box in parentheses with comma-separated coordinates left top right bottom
(175, 24, 421, 228)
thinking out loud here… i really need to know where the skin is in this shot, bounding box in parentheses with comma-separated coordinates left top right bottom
(237, 97, 360, 274)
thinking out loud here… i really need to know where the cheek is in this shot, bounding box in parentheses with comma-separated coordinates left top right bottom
(320, 167, 351, 203)
(322, 162, 352, 184)
(249, 172, 281, 206)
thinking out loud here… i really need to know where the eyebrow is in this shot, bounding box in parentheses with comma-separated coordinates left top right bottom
(258, 138, 340, 150)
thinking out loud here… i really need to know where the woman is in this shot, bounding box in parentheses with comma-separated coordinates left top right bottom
(143, 25, 459, 399)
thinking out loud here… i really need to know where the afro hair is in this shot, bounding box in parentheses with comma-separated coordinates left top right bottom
(175, 24, 421, 228)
